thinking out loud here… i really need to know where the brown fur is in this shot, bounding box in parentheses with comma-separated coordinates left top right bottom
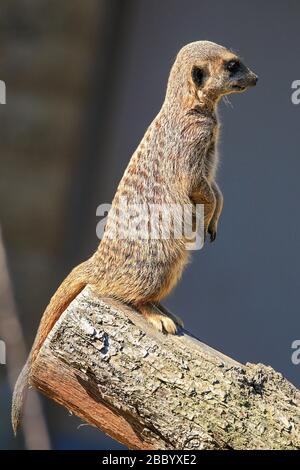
(12, 41, 257, 433)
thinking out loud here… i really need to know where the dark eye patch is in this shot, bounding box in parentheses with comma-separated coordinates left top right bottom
(226, 60, 241, 74)
(191, 66, 205, 87)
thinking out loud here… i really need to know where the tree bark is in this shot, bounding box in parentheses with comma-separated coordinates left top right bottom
(30, 286, 300, 450)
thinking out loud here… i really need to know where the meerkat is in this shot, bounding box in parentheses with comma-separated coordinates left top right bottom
(12, 41, 257, 433)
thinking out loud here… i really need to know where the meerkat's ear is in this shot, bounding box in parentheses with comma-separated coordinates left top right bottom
(191, 66, 205, 87)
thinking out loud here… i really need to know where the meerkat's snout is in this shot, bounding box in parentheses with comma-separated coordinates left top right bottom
(224, 57, 258, 93)
(243, 70, 258, 88)
(249, 73, 258, 86)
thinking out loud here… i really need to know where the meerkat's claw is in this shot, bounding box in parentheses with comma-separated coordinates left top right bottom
(138, 305, 179, 334)
(154, 303, 184, 328)
(207, 223, 217, 242)
(171, 313, 184, 328)
(209, 230, 217, 242)
(148, 314, 178, 334)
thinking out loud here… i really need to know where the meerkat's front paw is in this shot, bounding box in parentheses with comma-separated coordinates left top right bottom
(208, 222, 217, 242)
(208, 226, 217, 242)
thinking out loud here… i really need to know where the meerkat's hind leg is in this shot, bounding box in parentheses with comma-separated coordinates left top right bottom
(154, 302, 184, 329)
(137, 303, 179, 334)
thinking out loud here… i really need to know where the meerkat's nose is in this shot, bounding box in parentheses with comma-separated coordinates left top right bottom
(252, 74, 258, 86)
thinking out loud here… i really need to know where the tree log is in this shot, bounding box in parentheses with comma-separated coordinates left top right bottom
(30, 287, 300, 450)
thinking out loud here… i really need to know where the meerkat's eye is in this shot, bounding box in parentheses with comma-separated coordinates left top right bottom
(191, 66, 204, 87)
(226, 60, 241, 74)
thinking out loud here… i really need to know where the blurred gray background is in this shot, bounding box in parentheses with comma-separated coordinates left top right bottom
(0, 0, 299, 449)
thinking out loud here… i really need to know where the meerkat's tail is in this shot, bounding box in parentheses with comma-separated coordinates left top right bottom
(11, 359, 30, 436)
(11, 258, 94, 435)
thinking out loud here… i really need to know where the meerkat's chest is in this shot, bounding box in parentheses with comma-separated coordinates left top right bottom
(204, 123, 220, 181)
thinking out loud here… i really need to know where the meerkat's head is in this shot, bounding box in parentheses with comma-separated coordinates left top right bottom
(166, 41, 257, 109)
